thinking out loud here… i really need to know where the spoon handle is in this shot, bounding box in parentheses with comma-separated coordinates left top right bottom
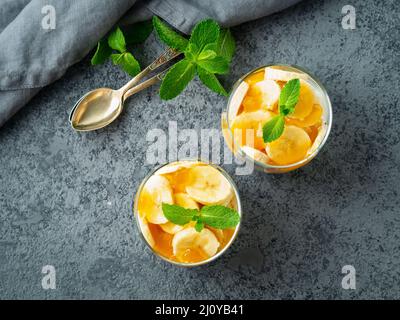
(123, 69, 169, 100)
(120, 48, 181, 94)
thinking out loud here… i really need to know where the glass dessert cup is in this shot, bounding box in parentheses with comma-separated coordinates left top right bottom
(133, 160, 242, 267)
(222, 64, 332, 174)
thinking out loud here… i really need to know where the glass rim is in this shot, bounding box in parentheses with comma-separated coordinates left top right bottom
(226, 63, 333, 170)
(132, 159, 242, 267)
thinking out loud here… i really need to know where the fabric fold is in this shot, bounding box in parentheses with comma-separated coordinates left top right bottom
(0, 0, 302, 128)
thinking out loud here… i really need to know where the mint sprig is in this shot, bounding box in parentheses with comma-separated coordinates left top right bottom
(154, 18, 235, 99)
(153, 16, 188, 52)
(159, 60, 196, 100)
(91, 22, 153, 77)
(262, 79, 301, 143)
(162, 203, 240, 232)
(91, 17, 236, 100)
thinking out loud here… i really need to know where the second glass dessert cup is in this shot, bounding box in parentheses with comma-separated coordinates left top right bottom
(133, 160, 242, 267)
(221, 64, 332, 174)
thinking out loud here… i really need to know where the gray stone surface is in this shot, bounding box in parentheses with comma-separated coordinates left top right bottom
(0, 0, 399, 299)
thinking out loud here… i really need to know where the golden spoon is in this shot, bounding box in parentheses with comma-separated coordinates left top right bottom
(70, 48, 181, 132)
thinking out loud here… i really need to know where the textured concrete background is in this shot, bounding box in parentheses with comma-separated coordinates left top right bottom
(0, 0, 399, 299)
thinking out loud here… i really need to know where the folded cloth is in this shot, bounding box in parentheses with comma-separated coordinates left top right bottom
(0, 0, 301, 127)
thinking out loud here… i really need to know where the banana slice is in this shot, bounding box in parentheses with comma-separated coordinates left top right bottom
(265, 125, 311, 165)
(256, 80, 281, 111)
(185, 166, 233, 205)
(207, 226, 225, 243)
(156, 161, 200, 175)
(245, 70, 265, 85)
(140, 175, 173, 224)
(231, 110, 276, 150)
(160, 193, 199, 234)
(172, 227, 220, 259)
(288, 80, 315, 120)
(137, 215, 155, 248)
(286, 104, 323, 127)
(242, 80, 281, 112)
(241, 145, 270, 164)
(175, 193, 200, 209)
(264, 67, 306, 82)
(228, 81, 249, 124)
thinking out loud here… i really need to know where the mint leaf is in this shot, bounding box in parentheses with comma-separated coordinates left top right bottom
(197, 66, 228, 96)
(262, 115, 285, 143)
(123, 20, 153, 45)
(216, 29, 235, 62)
(153, 16, 188, 52)
(195, 221, 205, 232)
(190, 19, 220, 50)
(160, 59, 196, 100)
(119, 53, 141, 77)
(162, 203, 197, 225)
(198, 49, 217, 61)
(197, 56, 229, 74)
(279, 78, 300, 112)
(199, 205, 240, 229)
(111, 53, 124, 65)
(184, 43, 201, 62)
(91, 39, 112, 65)
(108, 27, 126, 53)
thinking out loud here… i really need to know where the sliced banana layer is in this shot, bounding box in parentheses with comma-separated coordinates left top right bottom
(286, 104, 323, 127)
(185, 166, 233, 205)
(207, 226, 225, 243)
(265, 125, 311, 165)
(138, 215, 155, 248)
(228, 81, 249, 124)
(172, 227, 220, 259)
(160, 222, 184, 235)
(241, 145, 270, 165)
(287, 80, 315, 120)
(156, 161, 201, 175)
(264, 67, 306, 82)
(255, 79, 281, 111)
(231, 110, 276, 150)
(140, 175, 173, 224)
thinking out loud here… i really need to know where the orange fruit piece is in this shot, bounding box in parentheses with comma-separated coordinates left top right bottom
(288, 80, 315, 120)
(286, 104, 323, 127)
(265, 125, 311, 165)
(231, 110, 276, 150)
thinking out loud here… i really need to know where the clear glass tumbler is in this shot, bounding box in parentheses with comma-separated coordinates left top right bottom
(133, 160, 242, 267)
(221, 64, 332, 174)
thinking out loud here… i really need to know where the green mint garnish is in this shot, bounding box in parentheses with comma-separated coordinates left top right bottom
(262, 114, 285, 143)
(197, 66, 228, 96)
(153, 17, 235, 99)
(162, 203, 240, 233)
(153, 16, 188, 52)
(159, 59, 196, 100)
(189, 19, 220, 51)
(199, 205, 240, 229)
(108, 27, 126, 53)
(91, 39, 112, 65)
(91, 22, 153, 77)
(194, 221, 205, 232)
(262, 79, 301, 142)
(279, 78, 301, 114)
(216, 29, 236, 62)
(162, 203, 199, 225)
(118, 53, 141, 77)
(91, 17, 236, 99)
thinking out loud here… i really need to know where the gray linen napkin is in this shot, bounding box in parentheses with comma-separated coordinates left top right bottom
(0, 0, 301, 127)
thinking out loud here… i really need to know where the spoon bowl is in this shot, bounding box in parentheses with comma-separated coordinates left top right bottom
(69, 48, 181, 132)
(70, 88, 123, 131)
